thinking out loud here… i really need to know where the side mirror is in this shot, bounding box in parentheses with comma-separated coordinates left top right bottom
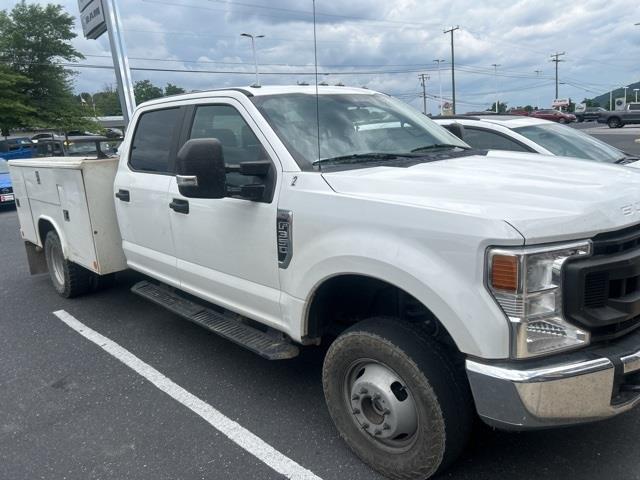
(176, 138, 226, 198)
(443, 122, 465, 140)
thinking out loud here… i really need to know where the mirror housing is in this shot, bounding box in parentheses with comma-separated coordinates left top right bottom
(443, 122, 465, 140)
(176, 138, 226, 198)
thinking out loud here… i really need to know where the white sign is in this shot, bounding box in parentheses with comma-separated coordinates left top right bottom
(552, 98, 570, 107)
(78, 0, 94, 12)
(79, 0, 106, 40)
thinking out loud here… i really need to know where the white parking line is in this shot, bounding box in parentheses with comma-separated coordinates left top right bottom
(52, 309, 323, 480)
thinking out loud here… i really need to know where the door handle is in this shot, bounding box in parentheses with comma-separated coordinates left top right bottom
(115, 189, 130, 202)
(169, 198, 189, 214)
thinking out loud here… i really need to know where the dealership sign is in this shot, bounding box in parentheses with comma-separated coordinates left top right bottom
(78, 0, 107, 40)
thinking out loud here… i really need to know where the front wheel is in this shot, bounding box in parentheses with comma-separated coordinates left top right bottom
(44, 230, 93, 298)
(608, 117, 621, 128)
(322, 318, 473, 480)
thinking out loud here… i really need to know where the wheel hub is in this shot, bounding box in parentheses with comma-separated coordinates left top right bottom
(348, 363, 418, 444)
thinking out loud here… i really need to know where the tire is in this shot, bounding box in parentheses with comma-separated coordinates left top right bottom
(44, 230, 93, 298)
(608, 117, 621, 128)
(577, 117, 584, 123)
(322, 317, 473, 480)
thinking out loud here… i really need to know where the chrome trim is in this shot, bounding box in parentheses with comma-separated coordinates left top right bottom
(176, 175, 199, 187)
(621, 351, 640, 374)
(466, 357, 612, 383)
(466, 346, 640, 430)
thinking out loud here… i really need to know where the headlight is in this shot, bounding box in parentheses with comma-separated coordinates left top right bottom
(486, 241, 592, 359)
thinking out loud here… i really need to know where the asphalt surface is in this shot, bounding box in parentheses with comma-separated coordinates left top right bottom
(571, 121, 640, 156)
(3, 128, 640, 480)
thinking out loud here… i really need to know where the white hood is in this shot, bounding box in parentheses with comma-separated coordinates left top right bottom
(322, 152, 640, 244)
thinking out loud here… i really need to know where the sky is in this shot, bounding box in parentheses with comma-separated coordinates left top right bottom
(2, 0, 639, 114)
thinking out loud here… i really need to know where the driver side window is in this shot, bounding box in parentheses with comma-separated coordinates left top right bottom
(190, 105, 269, 187)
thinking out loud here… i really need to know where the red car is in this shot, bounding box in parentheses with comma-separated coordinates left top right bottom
(528, 109, 576, 123)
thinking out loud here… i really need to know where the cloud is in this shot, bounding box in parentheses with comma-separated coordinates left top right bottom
(1, 0, 638, 112)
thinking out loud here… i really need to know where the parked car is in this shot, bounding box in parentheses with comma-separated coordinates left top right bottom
(31, 132, 62, 143)
(0, 137, 33, 160)
(597, 102, 640, 128)
(33, 135, 121, 158)
(434, 115, 639, 165)
(0, 158, 14, 206)
(574, 106, 607, 122)
(528, 109, 576, 123)
(9, 85, 640, 480)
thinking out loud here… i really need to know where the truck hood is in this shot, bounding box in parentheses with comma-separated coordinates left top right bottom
(321, 151, 640, 244)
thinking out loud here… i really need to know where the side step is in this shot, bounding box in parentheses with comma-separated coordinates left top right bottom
(131, 281, 299, 360)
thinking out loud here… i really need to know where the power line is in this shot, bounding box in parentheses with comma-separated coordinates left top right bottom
(140, 0, 438, 29)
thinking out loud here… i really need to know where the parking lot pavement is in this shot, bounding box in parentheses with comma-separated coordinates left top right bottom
(3, 196, 640, 480)
(571, 122, 640, 156)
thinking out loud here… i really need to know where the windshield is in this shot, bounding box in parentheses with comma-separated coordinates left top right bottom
(0, 159, 8, 174)
(513, 123, 626, 163)
(251, 93, 469, 169)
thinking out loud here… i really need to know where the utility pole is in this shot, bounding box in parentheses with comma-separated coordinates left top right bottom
(491, 64, 501, 113)
(635, 88, 639, 103)
(433, 59, 445, 115)
(534, 70, 543, 108)
(241, 33, 265, 87)
(418, 73, 430, 115)
(624, 85, 629, 105)
(444, 26, 459, 114)
(550, 52, 566, 100)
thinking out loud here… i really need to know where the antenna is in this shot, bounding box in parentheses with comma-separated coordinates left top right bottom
(312, 0, 321, 162)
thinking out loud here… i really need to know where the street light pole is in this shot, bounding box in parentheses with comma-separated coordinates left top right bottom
(624, 86, 629, 105)
(241, 33, 264, 87)
(443, 26, 459, 114)
(433, 59, 445, 115)
(492, 63, 501, 113)
(635, 88, 639, 103)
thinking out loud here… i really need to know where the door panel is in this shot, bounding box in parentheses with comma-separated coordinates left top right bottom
(168, 100, 283, 328)
(114, 107, 184, 285)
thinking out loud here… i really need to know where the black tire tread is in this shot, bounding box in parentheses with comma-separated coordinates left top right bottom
(323, 317, 473, 480)
(45, 230, 93, 298)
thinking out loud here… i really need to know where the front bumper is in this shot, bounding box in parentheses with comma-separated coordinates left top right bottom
(466, 328, 640, 430)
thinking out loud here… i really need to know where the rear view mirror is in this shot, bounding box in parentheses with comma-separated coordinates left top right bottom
(443, 122, 465, 140)
(176, 138, 226, 198)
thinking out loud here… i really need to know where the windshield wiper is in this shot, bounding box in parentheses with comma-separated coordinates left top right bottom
(410, 143, 468, 153)
(312, 152, 412, 166)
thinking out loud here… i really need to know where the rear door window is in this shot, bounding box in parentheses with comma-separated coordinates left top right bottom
(463, 127, 530, 152)
(129, 108, 182, 173)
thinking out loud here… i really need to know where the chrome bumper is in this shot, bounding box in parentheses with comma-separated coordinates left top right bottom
(466, 338, 640, 430)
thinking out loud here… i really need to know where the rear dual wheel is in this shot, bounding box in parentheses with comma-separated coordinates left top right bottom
(322, 317, 473, 480)
(44, 230, 112, 298)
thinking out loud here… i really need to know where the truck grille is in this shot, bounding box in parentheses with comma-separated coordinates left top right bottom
(564, 223, 640, 342)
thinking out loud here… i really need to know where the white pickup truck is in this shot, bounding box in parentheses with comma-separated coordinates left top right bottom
(9, 86, 640, 480)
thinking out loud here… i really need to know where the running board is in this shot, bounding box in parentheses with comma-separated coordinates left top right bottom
(131, 281, 299, 360)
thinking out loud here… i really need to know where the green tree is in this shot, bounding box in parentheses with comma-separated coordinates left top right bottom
(0, 1, 85, 129)
(134, 79, 164, 104)
(93, 85, 122, 116)
(488, 101, 508, 113)
(165, 83, 185, 96)
(0, 65, 34, 137)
